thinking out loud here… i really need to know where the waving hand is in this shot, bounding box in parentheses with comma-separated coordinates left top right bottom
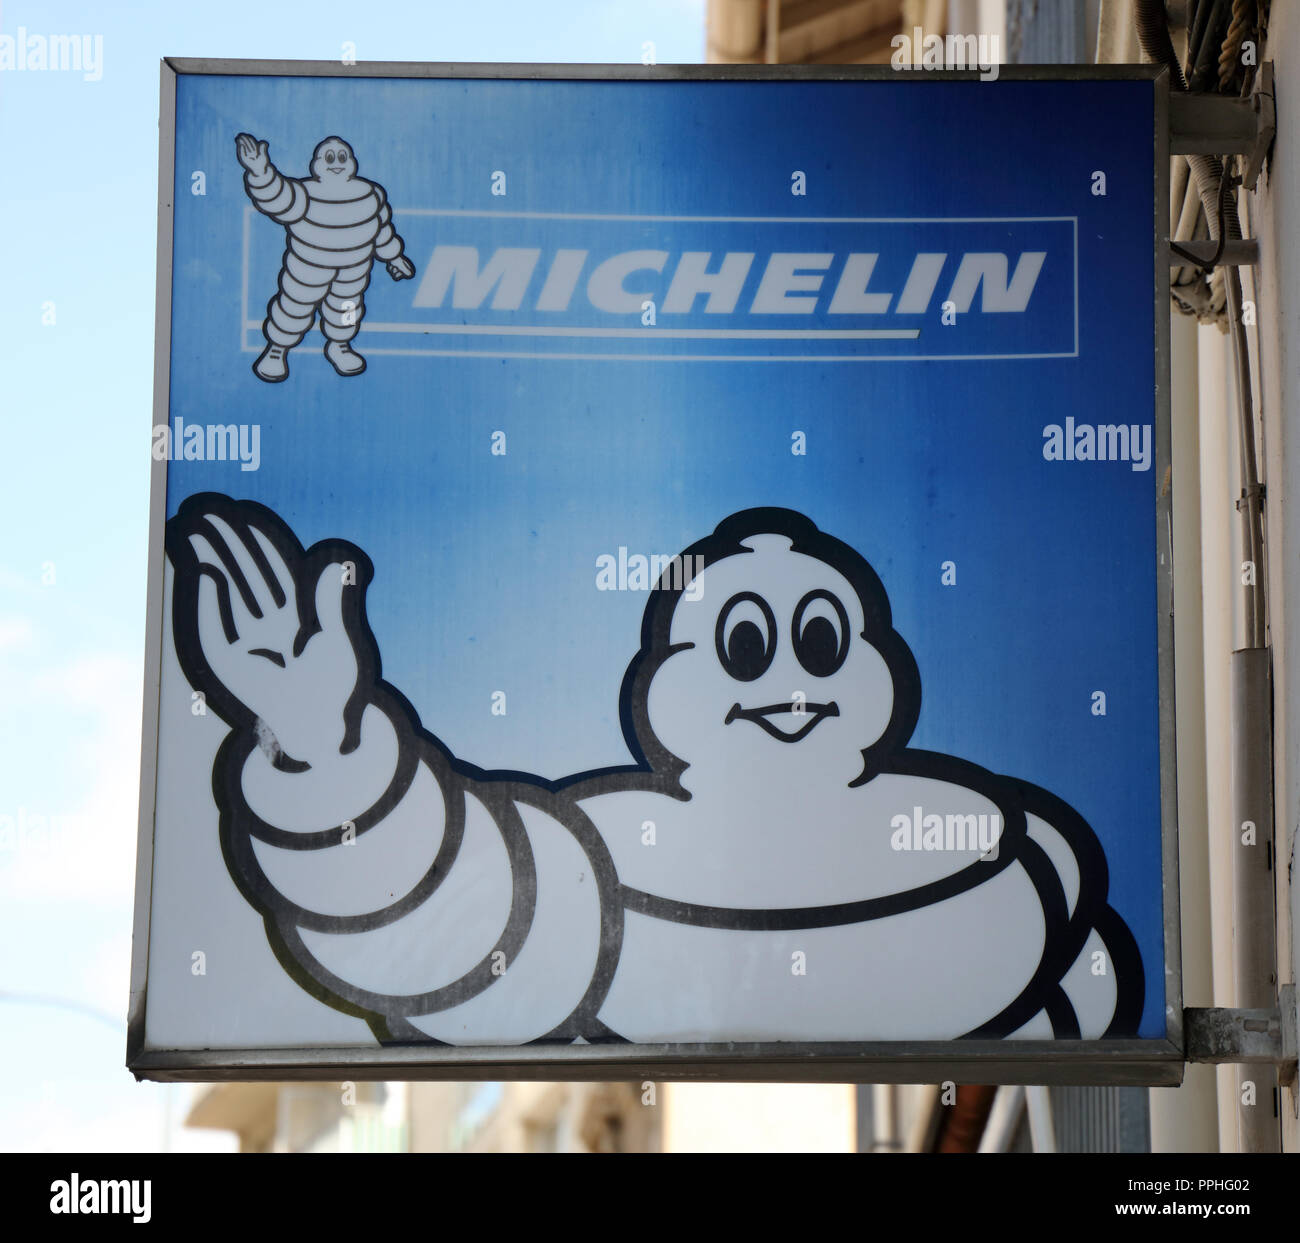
(166, 495, 375, 768)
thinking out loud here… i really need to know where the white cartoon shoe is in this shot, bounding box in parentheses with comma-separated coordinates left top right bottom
(325, 341, 366, 376)
(253, 343, 289, 382)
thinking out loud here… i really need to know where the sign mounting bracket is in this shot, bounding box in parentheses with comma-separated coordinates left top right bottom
(1184, 986, 1298, 1087)
(1168, 61, 1274, 190)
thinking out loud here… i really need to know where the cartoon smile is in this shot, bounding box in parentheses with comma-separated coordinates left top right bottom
(725, 700, 840, 742)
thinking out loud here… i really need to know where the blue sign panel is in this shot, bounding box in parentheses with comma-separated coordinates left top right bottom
(133, 65, 1173, 1078)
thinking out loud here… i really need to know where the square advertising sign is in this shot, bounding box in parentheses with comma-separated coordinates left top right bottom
(130, 62, 1178, 1084)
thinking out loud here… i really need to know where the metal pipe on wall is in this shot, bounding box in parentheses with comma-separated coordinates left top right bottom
(1197, 321, 1245, 1150)
(1224, 207, 1281, 1154)
(1149, 308, 1221, 1152)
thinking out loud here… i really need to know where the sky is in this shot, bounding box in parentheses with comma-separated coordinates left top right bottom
(0, 0, 705, 1155)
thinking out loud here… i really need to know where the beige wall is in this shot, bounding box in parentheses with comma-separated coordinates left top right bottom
(662, 1083, 856, 1153)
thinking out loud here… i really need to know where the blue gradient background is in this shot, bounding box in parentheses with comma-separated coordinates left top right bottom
(165, 74, 1163, 1037)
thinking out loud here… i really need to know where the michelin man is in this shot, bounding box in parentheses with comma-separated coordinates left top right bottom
(236, 134, 415, 382)
(166, 495, 1145, 1046)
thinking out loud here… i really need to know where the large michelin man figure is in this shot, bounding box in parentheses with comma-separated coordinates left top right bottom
(236, 134, 415, 382)
(167, 495, 1144, 1046)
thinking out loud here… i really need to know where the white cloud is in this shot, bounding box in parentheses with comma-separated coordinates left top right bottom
(77, 930, 135, 1025)
(0, 651, 141, 906)
(10, 1085, 236, 1154)
(0, 616, 33, 650)
(0, 567, 42, 597)
(29, 653, 139, 711)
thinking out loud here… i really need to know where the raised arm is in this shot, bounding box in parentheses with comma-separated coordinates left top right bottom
(235, 133, 308, 224)
(165, 493, 611, 1041)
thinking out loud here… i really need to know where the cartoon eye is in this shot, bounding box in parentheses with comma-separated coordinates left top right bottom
(325, 150, 335, 164)
(792, 590, 850, 677)
(715, 592, 777, 682)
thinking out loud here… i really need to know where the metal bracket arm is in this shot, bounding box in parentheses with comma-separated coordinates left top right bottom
(1185, 986, 1298, 1086)
(1169, 62, 1275, 190)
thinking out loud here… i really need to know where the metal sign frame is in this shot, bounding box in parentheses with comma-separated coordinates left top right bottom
(129, 58, 1178, 1086)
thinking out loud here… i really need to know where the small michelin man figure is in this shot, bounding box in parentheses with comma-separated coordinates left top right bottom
(236, 134, 415, 382)
(167, 497, 1144, 1046)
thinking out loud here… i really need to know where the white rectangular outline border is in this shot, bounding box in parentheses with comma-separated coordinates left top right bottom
(237, 208, 1079, 361)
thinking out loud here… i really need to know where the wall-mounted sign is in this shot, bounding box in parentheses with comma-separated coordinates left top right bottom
(130, 61, 1177, 1084)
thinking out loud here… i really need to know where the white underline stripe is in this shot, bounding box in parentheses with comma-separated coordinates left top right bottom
(241, 320, 919, 340)
(241, 343, 1079, 362)
(394, 209, 1077, 224)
